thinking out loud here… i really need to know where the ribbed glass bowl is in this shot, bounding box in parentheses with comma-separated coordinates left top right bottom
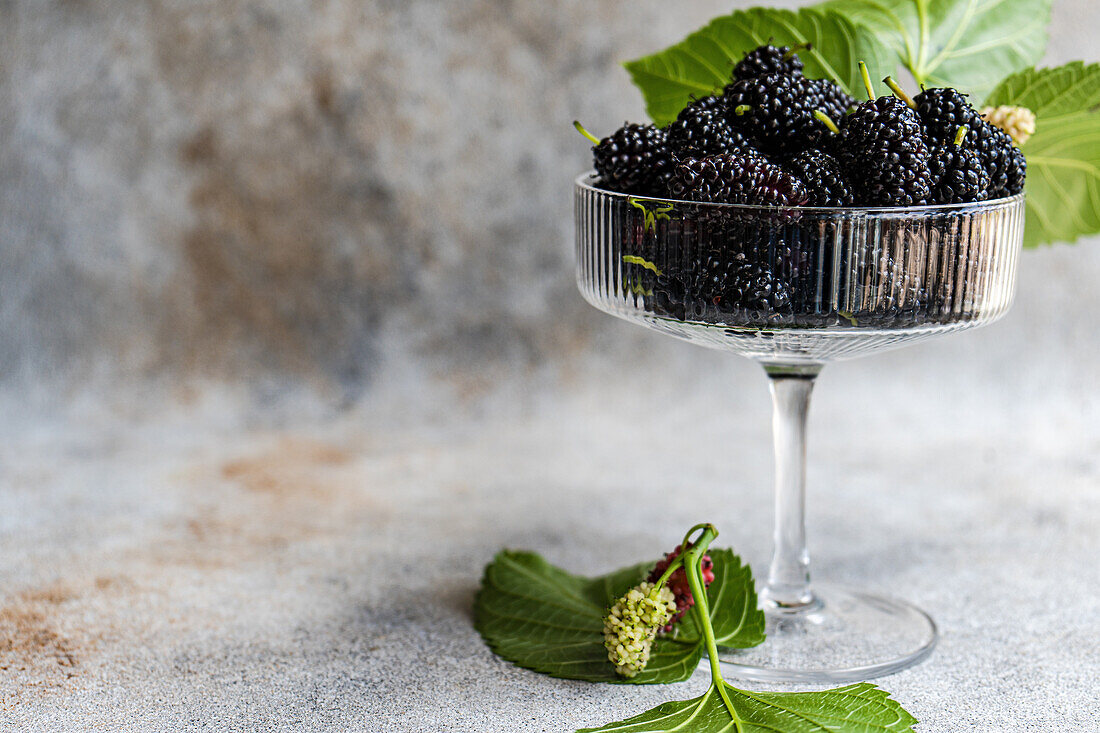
(575, 173, 1024, 364)
(574, 172, 1026, 684)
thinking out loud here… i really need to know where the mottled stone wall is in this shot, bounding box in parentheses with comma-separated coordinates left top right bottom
(1, 0, 1098, 413)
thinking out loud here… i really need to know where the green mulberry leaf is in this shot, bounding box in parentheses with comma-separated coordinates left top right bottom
(666, 550, 764, 649)
(815, 0, 1051, 102)
(474, 549, 762, 684)
(985, 62, 1100, 247)
(576, 681, 918, 733)
(623, 7, 895, 127)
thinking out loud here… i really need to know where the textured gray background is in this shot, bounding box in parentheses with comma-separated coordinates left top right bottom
(1, 1, 1098, 731)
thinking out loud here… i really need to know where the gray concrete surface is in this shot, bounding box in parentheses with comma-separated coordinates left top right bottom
(1, 0, 1099, 730)
(0, 360, 1098, 731)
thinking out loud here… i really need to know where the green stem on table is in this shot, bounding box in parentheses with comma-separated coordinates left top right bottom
(684, 528, 742, 723)
(683, 529, 721, 684)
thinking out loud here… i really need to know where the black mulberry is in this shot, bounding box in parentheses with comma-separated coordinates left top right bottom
(838, 96, 932, 205)
(667, 96, 756, 159)
(975, 123, 1026, 197)
(914, 88, 1026, 198)
(724, 74, 836, 154)
(783, 149, 854, 206)
(808, 79, 858, 122)
(914, 88, 982, 141)
(1003, 144, 1027, 196)
(929, 133, 990, 204)
(655, 252, 794, 321)
(732, 44, 804, 81)
(585, 122, 674, 195)
(670, 154, 810, 207)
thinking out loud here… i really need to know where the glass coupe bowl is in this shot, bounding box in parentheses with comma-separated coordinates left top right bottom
(575, 172, 1025, 683)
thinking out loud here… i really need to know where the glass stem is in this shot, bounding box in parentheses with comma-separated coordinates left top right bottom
(762, 364, 822, 611)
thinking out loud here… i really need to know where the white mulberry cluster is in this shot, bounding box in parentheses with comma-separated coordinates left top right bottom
(603, 582, 677, 678)
(980, 105, 1036, 145)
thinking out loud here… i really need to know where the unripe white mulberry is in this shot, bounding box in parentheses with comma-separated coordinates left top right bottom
(980, 105, 1036, 145)
(603, 582, 677, 677)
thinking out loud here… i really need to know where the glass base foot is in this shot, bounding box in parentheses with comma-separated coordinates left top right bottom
(716, 584, 938, 684)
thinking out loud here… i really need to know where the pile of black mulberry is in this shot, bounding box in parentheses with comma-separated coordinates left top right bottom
(579, 45, 1025, 206)
(576, 45, 1027, 327)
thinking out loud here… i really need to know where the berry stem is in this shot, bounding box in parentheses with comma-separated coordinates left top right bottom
(732, 104, 751, 117)
(882, 76, 916, 109)
(648, 522, 713, 600)
(573, 120, 601, 145)
(782, 43, 811, 61)
(812, 110, 840, 134)
(621, 254, 662, 276)
(858, 61, 875, 101)
(678, 522, 712, 556)
(954, 125, 969, 146)
(652, 558, 683, 590)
